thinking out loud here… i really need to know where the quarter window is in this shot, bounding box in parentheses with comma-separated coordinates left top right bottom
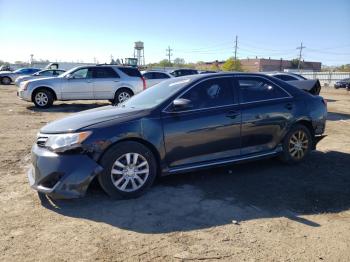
(180, 78, 234, 110)
(238, 77, 289, 103)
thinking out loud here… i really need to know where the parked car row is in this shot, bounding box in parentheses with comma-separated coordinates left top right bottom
(27, 72, 327, 199)
(15, 69, 66, 86)
(0, 68, 41, 85)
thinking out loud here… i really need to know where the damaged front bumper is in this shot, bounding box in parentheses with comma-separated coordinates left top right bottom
(28, 144, 103, 199)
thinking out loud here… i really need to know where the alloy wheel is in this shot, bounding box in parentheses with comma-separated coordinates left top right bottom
(288, 130, 309, 160)
(110, 153, 149, 192)
(118, 92, 130, 103)
(35, 92, 49, 107)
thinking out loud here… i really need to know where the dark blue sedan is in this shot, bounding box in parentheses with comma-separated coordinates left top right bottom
(28, 73, 327, 199)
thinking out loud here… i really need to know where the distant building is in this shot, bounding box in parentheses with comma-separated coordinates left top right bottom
(240, 58, 321, 72)
(199, 58, 322, 72)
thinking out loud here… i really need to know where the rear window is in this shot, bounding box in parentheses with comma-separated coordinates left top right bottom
(118, 67, 142, 77)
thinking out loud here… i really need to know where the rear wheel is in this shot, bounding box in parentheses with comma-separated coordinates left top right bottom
(98, 141, 157, 199)
(33, 89, 54, 108)
(279, 124, 312, 164)
(1, 77, 11, 85)
(113, 89, 133, 105)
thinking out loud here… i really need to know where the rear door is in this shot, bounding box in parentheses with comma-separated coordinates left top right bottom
(92, 67, 120, 99)
(62, 67, 94, 99)
(236, 75, 293, 155)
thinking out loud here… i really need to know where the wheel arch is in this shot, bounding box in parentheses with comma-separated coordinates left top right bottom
(294, 119, 315, 137)
(115, 86, 135, 96)
(31, 86, 57, 101)
(97, 137, 161, 176)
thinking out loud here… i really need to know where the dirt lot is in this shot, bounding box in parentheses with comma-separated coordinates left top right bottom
(0, 85, 349, 262)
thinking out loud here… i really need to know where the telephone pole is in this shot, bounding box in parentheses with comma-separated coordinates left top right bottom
(234, 35, 238, 61)
(166, 46, 173, 63)
(296, 42, 306, 70)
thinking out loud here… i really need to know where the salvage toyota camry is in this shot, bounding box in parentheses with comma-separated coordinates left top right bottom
(28, 73, 327, 199)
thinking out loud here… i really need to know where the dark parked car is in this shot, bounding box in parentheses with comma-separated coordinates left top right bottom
(268, 72, 321, 95)
(334, 78, 350, 89)
(169, 68, 199, 77)
(28, 73, 327, 199)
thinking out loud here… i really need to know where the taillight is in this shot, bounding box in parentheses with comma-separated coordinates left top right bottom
(141, 77, 146, 90)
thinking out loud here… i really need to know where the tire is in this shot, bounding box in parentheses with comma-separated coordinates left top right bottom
(1, 77, 11, 85)
(279, 124, 312, 164)
(98, 141, 157, 199)
(33, 89, 54, 108)
(113, 89, 133, 105)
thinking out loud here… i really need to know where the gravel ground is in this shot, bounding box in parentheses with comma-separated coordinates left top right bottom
(0, 85, 350, 262)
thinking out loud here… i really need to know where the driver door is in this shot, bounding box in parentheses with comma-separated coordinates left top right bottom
(161, 77, 241, 168)
(62, 67, 94, 100)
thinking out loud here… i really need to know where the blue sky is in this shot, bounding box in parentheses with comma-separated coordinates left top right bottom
(0, 0, 349, 65)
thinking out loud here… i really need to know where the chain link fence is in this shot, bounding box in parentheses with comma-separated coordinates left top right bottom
(298, 72, 350, 86)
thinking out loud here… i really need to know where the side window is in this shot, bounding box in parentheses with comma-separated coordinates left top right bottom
(118, 67, 142, 77)
(71, 68, 91, 79)
(238, 77, 289, 103)
(274, 74, 298, 81)
(180, 78, 234, 110)
(40, 70, 54, 76)
(154, 72, 170, 79)
(143, 72, 154, 79)
(93, 67, 119, 78)
(56, 70, 65, 76)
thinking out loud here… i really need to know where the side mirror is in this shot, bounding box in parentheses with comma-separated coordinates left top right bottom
(172, 98, 192, 111)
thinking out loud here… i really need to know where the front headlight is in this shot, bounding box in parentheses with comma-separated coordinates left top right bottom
(21, 81, 30, 91)
(43, 131, 92, 152)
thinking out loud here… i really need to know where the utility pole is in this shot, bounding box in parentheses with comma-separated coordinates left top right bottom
(296, 42, 306, 70)
(166, 46, 173, 63)
(234, 35, 238, 61)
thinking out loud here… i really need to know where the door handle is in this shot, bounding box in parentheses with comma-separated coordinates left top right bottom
(113, 80, 119, 82)
(226, 110, 240, 119)
(285, 103, 293, 110)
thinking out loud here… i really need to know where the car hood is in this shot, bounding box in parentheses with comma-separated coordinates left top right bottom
(40, 106, 147, 134)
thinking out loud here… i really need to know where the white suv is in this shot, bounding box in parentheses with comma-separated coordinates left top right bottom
(17, 65, 146, 108)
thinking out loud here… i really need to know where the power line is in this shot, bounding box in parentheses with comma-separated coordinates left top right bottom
(166, 46, 173, 63)
(296, 42, 306, 70)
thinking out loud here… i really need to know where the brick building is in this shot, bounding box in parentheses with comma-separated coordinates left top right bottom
(240, 58, 321, 72)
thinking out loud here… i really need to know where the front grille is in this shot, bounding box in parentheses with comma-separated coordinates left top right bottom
(37, 136, 48, 147)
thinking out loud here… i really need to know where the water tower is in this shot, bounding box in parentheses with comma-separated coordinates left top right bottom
(134, 41, 145, 66)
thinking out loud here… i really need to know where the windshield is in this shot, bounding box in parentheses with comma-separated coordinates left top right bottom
(13, 68, 25, 73)
(58, 67, 81, 78)
(121, 78, 192, 109)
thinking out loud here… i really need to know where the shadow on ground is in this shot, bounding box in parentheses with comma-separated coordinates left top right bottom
(27, 102, 109, 113)
(327, 111, 350, 121)
(39, 150, 350, 233)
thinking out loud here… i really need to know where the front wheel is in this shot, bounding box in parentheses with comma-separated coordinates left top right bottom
(1, 77, 11, 85)
(33, 89, 54, 108)
(98, 141, 157, 199)
(279, 124, 312, 164)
